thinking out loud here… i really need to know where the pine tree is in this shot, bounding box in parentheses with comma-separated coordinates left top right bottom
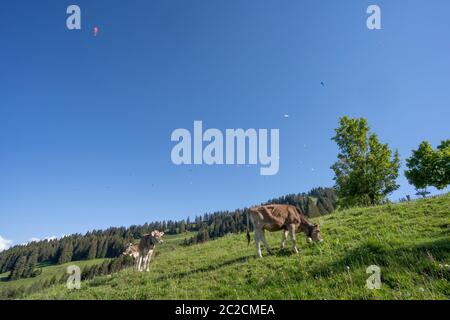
(306, 198, 321, 217)
(24, 252, 38, 277)
(179, 221, 186, 233)
(9, 256, 27, 280)
(57, 240, 73, 264)
(99, 238, 109, 258)
(87, 239, 98, 260)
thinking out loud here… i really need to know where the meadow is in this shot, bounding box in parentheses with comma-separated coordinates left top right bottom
(4, 194, 450, 300)
(0, 258, 106, 297)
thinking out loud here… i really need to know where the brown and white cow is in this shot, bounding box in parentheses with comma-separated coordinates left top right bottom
(123, 243, 139, 260)
(247, 205, 323, 258)
(136, 230, 164, 272)
(123, 231, 165, 272)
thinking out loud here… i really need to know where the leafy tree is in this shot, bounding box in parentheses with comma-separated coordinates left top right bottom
(435, 140, 450, 188)
(331, 117, 400, 207)
(405, 140, 450, 192)
(405, 141, 434, 191)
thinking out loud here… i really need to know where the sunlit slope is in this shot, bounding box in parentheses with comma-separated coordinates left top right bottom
(28, 194, 449, 300)
(0, 259, 106, 292)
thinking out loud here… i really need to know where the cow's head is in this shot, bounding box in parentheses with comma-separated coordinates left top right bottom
(151, 230, 165, 244)
(306, 224, 323, 243)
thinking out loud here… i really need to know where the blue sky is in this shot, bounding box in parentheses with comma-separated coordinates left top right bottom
(1, 0, 449, 247)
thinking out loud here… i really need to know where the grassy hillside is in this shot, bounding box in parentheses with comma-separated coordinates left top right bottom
(0, 259, 107, 296)
(19, 194, 450, 299)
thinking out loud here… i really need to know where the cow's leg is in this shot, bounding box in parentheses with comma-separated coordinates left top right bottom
(145, 255, 149, 272)
(135, 255, 140, 271)
(288, 224, 299, 254)
(137, 254, 142, 271)
(143, 255, 148, 272)
(254, 229, 263, 258)
(146, 253, 151, 271)
(139, 250, 148, 272)
(134, 254, 139, 270)
(280, 230, 288, 250)
(144, 250, 150, 271)
(146, 250, 154, 272)
(139, 253, 145, 271)
(260, 229, 274, 255)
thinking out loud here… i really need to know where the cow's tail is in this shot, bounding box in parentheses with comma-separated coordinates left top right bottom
(246, 210, 251, 246)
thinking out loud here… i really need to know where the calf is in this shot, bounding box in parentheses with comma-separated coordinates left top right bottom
(136, 230, 164, 272)
(123, 243, 139, 260)
(247, 205, 323, 258)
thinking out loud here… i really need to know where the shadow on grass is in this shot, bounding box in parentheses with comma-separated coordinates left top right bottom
(273, 249, 294, 257)
(153, 245, 305, 281)
(154, 255, 252, 281)
(265, 247, 303, 257)
(310, 238, 450, 280)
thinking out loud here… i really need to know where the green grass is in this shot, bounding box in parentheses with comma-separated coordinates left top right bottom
(19, 195, 450, 299)
(0, 259, 107, 292)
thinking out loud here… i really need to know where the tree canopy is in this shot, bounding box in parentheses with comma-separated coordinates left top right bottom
(405, 139, 450, 191)
(331, 117, 400, 207)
